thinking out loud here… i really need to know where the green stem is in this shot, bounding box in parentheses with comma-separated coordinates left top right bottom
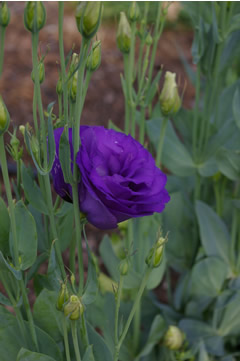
(114, 275, 124, 346)
(139, 106, 145, 145)
(214, 182, 221, 216)
(123, 54, 130, 134)
(58, 2, 68, 125)
(0, 26, 6, 77)
(17, 159, 22, 198)
(129, 21, 137, 138)
(133, 299, 141, 353)
(33, 87, 39, 138)
(71, 321, 82, 361)
(0, 135, 19, 266)
(192, 62, 201, 159)
(230, 209, 238, 270)
(156, 117, 168, 168)
(58, 94, 62, 119)
(62, 315, 71, 361)
(80, 314, 90, 349)
(114, 268, 151, 361)
(148, 3, 163, 83)
(137, 2, 149, 86)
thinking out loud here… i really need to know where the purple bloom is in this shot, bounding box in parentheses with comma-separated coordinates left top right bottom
(51, 126, 170, 229)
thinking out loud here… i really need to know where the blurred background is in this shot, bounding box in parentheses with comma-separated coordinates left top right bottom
(0, 1, 194, 134)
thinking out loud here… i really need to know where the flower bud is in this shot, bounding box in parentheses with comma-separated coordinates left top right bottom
(145, 237, 165, 268)
(8, 129, 23, 161)
(86, 40, 101, 72)
(76, 2, 102, 39)
(128, 1, 140, 22)
(116, 12, 131, 54)
(0, 2, 10, 27)
(19, 125, 25, 136)
(164, 326, 184, 351)
(56, 77, 63, 96)
(31, 62, 45, 84)
(30, 134, 40, 162)
(119, 258, 129, 276)
(0, 95, 10, 135)
(145, 33, 153, 46)
(70, 71, 78, 103)
(56, 283, 69, 311)
(24, 1, 46, 33)
(64, 295, 84, 320)
(159, 71, 181, 116)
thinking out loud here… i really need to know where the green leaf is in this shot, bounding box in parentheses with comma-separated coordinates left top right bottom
(59, 126, 73, 184)
(190, 257, 228, 299)
(228, 14, 240, 34)
(82, 345, 95, 361)
(146, 117, 195, 176)
(216, 148, 240, 180)
(56, 203, 74, 252)
(87, 321, 113, 361)
(232, 87, 240, 129)
(17, 348, 57, 361)
(0, 197, 10, 255)
(179, 319, 224, 356)
(138, 315, 166, 357)
(218, 291, 240, 337)
(82, 240, 99, 306)
(108, 119, 124, 133)
(195, 201, 230, 266)
(197, 156, 218, 177)
(33, 289, 64, 342)
(145, 70, 162, 105)
(0, 251, 22, 280)
(10, 201, 37, 270)
(21, 164, 49, 215)
(0, 292, 11, 306)
(146, 254, 166, 290)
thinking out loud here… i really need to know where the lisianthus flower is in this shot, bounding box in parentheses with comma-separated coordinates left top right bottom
(51, 126, 170, 229)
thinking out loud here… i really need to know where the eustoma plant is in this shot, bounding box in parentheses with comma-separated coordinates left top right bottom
(1, 2, 240, 361)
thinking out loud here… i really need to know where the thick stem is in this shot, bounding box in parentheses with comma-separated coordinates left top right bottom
(71, 321, 82, 361)
(133, 299, 141, 353)
(62, 314, 71, 361)
(156, 117, 168, 168)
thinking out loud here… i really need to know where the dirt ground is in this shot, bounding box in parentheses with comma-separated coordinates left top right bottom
(0, 2, 194, 304)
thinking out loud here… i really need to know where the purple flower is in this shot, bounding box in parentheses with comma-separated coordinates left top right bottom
(52, 126, 170, 229)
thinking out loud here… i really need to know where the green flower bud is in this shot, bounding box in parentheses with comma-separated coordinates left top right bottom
(159, 71, 181, 116)
(8, 129, 23, 161)
(76, 2, 102, 39)
(19, 125, 25, 136)
(128, 1, 140, 22)
(145, 33, 153, 46)
(0, 2, 10, 27)
(56, 77, 63, 95)
(56, 284, 69, 311)
(70, 71, 78, 103)
(0, 95, 10, 135)
(117, 12, 131, 54)
(86, 40, 101, 72)
(145, 236, 166, 268)
(64, 295, 84, 320)
(24, 1, 46, 33)
(31, 62, 45, 84)
(164, 326, 184, 351)
(30, 134, 40, 162)
(119, 258, 130, 276)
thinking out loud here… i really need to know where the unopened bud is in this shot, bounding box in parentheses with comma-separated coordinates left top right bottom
(128, 1, 140, 22)
(8, 129, 23, 161)
(145, 237, 165, 268)
(0, 2, 10, 27)
(31, 62, 45, 84)
(117, 12, 131, 54)
(31, 135, 40, 162)
(70, 274, 75, 288)
(164, 326, 184, 350)
(56, 77, 63, 95)
(145, 33, 153, 46)
(119, 258, 129, 276)
(19, 125, 25, 136)
(86, 40, 101, 72)
(159, 71, 181, 116)
(64, 295, 84, 320)
(70, 71, 78, 103)
(0, 95, 10, 135)
(56, 283, 69, 311)
(76, 2, 101, 39)
(24, 1, 46, 33)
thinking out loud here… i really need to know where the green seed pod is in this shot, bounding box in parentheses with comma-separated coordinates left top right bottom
(76, 2, 101, 39)
(119, 258, 130, 276)
(0, 95, 10, 135)
(24, 1, 46, 33)
(164, 325, 184, 351)
(128, 1, 140, 22)
(117, 12, 131, 54)
(64, 295, 84, 320)
(159, 71, 181, 116)
(0, 2, 10, 27)
(86, 40, 101, 72)
(56, 284, 69, 311)
(31, 62, 45, 84)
